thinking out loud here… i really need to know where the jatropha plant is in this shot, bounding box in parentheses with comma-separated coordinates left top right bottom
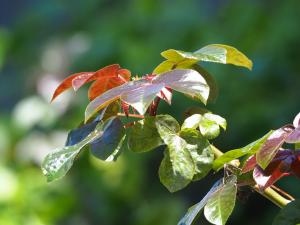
(42, 44, 300, 225)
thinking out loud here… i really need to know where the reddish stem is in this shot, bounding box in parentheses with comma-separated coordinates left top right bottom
(117, 113, 144, 119)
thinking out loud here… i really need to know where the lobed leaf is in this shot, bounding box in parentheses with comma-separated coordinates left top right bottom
(204, 176, 237, 225)
(127, 116, 164, 153)
(272, 200, 300, 225)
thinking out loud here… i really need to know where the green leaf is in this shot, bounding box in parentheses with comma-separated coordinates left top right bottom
(156, 114, 194, 192)
(199, 117, 220, 140)
(213, 131, 273, 171)
(90, 117, 126, 161)
(159, 141, 195, 193)
(180, 129, 214, 181)
(203, 113, 227, 130)
(204, 176, 237, 225)
(155, 114, 180, 139)
(195, 44, 253, 70)
(41, 118, 114, 182)
(177, 179, 223, 225)
(182, 114, 203, 130)
(273, 200, 300, 225)
(127, 116, 164, 153)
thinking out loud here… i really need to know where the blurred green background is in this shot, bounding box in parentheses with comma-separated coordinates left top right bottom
(1, 0, 300, 224)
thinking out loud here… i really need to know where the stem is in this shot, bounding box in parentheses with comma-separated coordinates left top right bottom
(117, 113, 144, 119)
(211, 145, 292, 208)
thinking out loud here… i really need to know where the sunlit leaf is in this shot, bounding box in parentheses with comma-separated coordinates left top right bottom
(293, 112, 300, 128)
(286, 127, 300, 144)
(204, 176, 237, 225)
(153, 60, 175, 74)
(195, 44, 252, 70)
(85, 69, 209, 121)
(155, 114, 180, 138)
(181, 114, 202, 130)
(177, 179, 223, 225)
(153, 69, 209, 104)
(273, 200, 300, 225)
(203, 113, 227, 130)
(127, 116, 164, 153)
(180, 129, 214, 181)
(41, 118, 114, 182)
(199, 117, 220, 140)
(257, 126, 294, 169)
(51, 64, 131, 102)
(213, 131, 273, 171)
(90, 117, 125, 162)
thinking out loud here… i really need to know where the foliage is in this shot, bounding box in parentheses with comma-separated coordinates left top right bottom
(43, 42, 300, 225)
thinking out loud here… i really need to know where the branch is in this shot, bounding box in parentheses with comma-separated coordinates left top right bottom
(211, 145, 293, 208)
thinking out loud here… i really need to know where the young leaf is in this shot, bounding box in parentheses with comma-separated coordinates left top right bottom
(177, 179, 223, 225)
(155, 114, 180, 138)
(213, 131, 273, 171)
(51, 64, 130, 101)
(90, 117, 125, 162)
(181, 114, 202, 130)
(203, 113, 227, 130)
(272, 200, 300, 225)
(204, 176, 237, 225)
(159, 141, 195, 192)
(85, 69, 209, 122)
(127, 116, 164, 153)
(180, 129, 214, 181)
(195, 44, 252, 70)
(257, 126, 294, 169)
(199, 117, 220, 140)
(41, 119, 112, 182)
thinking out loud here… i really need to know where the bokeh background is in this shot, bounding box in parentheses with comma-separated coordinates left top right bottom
(1, 0, 300, 224)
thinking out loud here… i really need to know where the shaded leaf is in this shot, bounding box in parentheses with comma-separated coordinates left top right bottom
(159, 141, 194, 192)
(180, 129, 214, 181)
(204, 176, 237, 225)
(213, 131, 273, 171)
(127, 116, 164, 153)
(90, 117, 125, 161)
(41, 119, 112, 182)
(257, 126, 294, 169)
(195, 44, 252, 70)
(273, 200, 300, 225)
(155, 114, 180, 139)
(177, 179, 223, 225)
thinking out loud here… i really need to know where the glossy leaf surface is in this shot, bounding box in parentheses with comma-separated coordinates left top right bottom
(204, 176, 237, 225)
(178, 179, 223, 225)
(127, 116, 163, 153)
(180, 129, 214, 181)
(90, 117, 125, 162)
(51, 64, 130, 101)
(213, 131, 273, 171)
(41, 119, 113, 182)
(257, 126, 294, 169)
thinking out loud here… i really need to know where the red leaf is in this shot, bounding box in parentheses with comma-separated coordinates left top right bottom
(157, 87, 172, 105)
(291, 153, 300, 179)
(121, 101, 130, 117)
(51, 72, 93, 101)
(51, 64, 131, 102)
(242, 155, 257, 173)
(256, 125, 294, 169)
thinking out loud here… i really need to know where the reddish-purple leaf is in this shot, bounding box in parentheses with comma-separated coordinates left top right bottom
(256, 125, 294, 169)
(286, 127, 300, 143)
(242, 155, 257, 173)
(157, 87, 172, 105)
